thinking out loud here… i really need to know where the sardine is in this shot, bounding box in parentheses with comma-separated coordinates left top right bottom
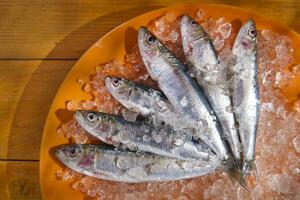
(105, 76, 196, 133)
(105, 76, 172, 116)
(180, 15, 242, 166)
(75, 110, 218, 163)
(232, 19, 259, 177)
(137, 26, 235, 172)
(55, 144, 219, 182)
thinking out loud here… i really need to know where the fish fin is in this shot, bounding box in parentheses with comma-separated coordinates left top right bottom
(222, 157, 248, 190)
(236, 158, 243, 171)
(229, 167, 249, 190)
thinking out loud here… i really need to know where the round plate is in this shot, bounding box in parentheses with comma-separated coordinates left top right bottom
(40, 4, 300, 200)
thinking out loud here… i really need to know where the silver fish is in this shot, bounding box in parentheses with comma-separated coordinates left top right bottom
(55, 144, 219, 182)
(105, 76, 172, 116)
(232, 19, 259, 177)
(105, 76, 197, 132)
(137, 27, 235, 172)
(75, 110, 218, 163)
(180, 15, 242, 166)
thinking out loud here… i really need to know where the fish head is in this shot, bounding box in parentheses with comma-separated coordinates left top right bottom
(55, 144, 96, 170)
(181, 15, 218, 67)
(181, 15, 208, 47)
(75, 110, 115, 138)
(105, 76, 132, 101)
(233, 19, 257, 54)
(138, 26, 164, 79)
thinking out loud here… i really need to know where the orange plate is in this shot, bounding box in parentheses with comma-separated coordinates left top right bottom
(40, 4, 300, 200)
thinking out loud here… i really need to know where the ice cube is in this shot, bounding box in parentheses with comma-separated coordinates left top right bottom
(170, 31, 179, 42)
(250, 185, 264, 200)
(152, 132, 163, 143)
(292, 135, 300, 153)
(218, 23, 232, 38)
(293, 100, 300, 112)
(180, 96, 188, 107)
(122, 109, 139, 122)
(116, 157, 128, 169)
(66, 100, 81, 111)
(195, 9, 205, 22)
(82, 101, 95, 110)
(290, 64, 300, 75)
(213, 35, 224, 50)
(275, 106, 287, 119)
(274, 72, 281, 87)
(76, 78, 85, 84)
(216, 17, 225, 26)
(267, 174, 292, 193)
(261, 102, 274, 112)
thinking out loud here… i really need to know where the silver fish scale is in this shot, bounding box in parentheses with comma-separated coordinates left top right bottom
(74, 110, 216, 163)
(88, 145, 219, 182)
(128, 87, 170, 114)
(55, 144, 219, 183)
(148, 52, 228, 158)
(108, 117, 213, 162)
(105, 77, 172, 116)
(231, 19, 259, 176)
(180, 16, 242, 164)
(233, 54, 259, 160)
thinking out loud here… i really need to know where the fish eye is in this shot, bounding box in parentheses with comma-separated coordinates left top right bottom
(67, 146, 80, 157)
(112, 79, 119, 87)
(248, 27, 256, 38)
(146, 34, 157, 45)
(87, 113, 97, 123)
(191, 20, 198, 26)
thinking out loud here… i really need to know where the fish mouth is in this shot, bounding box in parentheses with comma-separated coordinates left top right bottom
(74, 110, 86, 128)
(105, 76, 122, 89)
(245, 18, 255, 28)
(105, 76, 116, 90)
(105, 76, 114, 83)
(234, 18, 256, 46)
(138, 26, 149, 48)
(180, 15, 203, 42)
(105, 77, 130, 101)
(180, 15, 191, 35)
(55, 148, 63, 160)
(181, 14, 193, 26)
(138, 26, 147, 40)
(241, 19, 256, 35)
(53, 144, 69, 163)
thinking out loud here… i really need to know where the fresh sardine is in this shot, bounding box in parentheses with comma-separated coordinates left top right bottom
(232, 19, 259, 177)
(55, 144, 219, 183)
(105, 76, 172, 116)
(105, 76, 207, 136)
(75, 110, 218, 163)
(137, 26, 235, 172)
(180, 15, 242, 166)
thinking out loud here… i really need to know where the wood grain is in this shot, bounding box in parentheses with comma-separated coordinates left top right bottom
(0, 161, 41, 200)
(0, 0, 299, 59)
(0, 60, 76, 160)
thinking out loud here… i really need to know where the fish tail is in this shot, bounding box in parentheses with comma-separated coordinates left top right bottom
(234, 158, 243, 175)
(223, 157, 248, 190)
(242, 160, 259, 182)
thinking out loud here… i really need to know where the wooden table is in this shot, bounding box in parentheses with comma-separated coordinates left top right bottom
(0, 1, 299, 199)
